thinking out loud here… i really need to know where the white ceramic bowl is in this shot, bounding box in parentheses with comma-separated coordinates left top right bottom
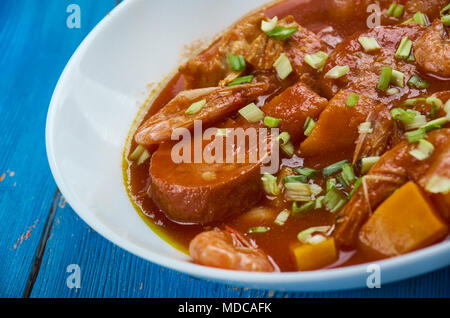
(46, 0, 450, 291)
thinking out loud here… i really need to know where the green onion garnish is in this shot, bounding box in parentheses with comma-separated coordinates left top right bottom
(405, 128, 426, 143)
(264, 116, 281, 128)
(227, 75, 254, 86)
(324, 187, 347, 213)
(387, 3, 404, 18)
(185, 99, 206, 115)
(315, 196, 325, 209)
(273, 53, 293, 80)
(284, 175, 308, 184)
(297, 226, 331, 244)
(261, 173, 281, 196)
(377, 66, 392, 91)
(285, 182, 312, 201)
(341, 163, 355, 185)
(323, 160, 349, 177)
(278, 131, 291, 145)
(303, 117, 316, 136)
(391, 69, 405, 87)
(442, 15, 450, 26)
(129, 145, 146, 161)
(292, 201, 315, 216)
(358, 121, 373, 134)
(422, 117, 449, 132)
(274, 209, 290, 226)
(348, 177, 363, 199)
(390, 107, 417, 123)
(238, 103, 265, 123)
(346, 92, 360, 107)
(395, 36, 413, 60)
(425, 175, 450, 194)
(227, 53, 246, 72)
(387, 3, 397, 16)
(324, 65, 350, 79)
(336, 174, 349, 188)
(413, 11, 429, 26)
(408, 74, 430, 89)
(280, 141, 295, 157)
(136, 148, 151, 166)
(261, 16, 278, 32)
(386, 88, 400, 96)
(361, 156, 380, 174)
(404, 97, 426, 107)
(440, 3, 450, 16)
(409, 139, 435, 160)
(405, 112, 427, 130)
(247, 226, 270, 234)
(326, 178, 337, 191)
(304, 51, 329, 70)
(266, 26, 298, 40)
(358, 36, 381, 53)
(426, 96, 443, 109)
(294, 167, 317, 179)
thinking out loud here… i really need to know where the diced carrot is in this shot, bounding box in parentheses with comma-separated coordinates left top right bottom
(291, 238, 338, 271)
(358, 182, 448, 257)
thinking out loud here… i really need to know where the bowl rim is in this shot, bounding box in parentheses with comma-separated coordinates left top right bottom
(45, 0, 450, 291)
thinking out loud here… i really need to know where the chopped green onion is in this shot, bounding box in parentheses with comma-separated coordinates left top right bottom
(273, 53, 293, 80)
(315, 196, 325, 209)
(264, 116, 282, 128)
(425, 175, 450, 194)
(408, 74, 430, 89)
(393, 4, 405, 17)
(341, 163, 355, 185)
(227, 53, 246, 72)
(324, 187, 347, 213)
(346, 93, 360, 107)
(303, 117, 316, 136)
(284, 175, 308, 184)
(361, 156, 380, 174)
(281, 141, 295, 157)
(405, 128, 426, 143)
(278, 131, 291, 145)
(266, 26, 298, 40)
(404, 113, 427, 130)
(326, 178, 337, 191)
(292, 201, 315, 216)
(238, 103, 265, 123)
(348, 177, 363, 199)
(294, 167, 317, 179)
(395, 36, 413, 60)
(387, 3, 397, 16)
(248, 226, 270, 234)
(445, 100, 450, 119)
(261, 173, 281, 196)
(336, 174, 349, 188)
(185, 99, 206, 115)
(442, 15, 450, 26)
(387, 88, 400, 96)
(309, 184, 323, 196)
(129, 145, 146, 161)
(285, 182, 312, 201)
(426, 96, 443, 109)
(274, 209, 290, 226)
(421, 117, 449, 132)
(377, 66, 392, 91)
(358, 121, 373, 134)
(227, 75, 254, 87)
(358, 36, 381, 53)
(404, 98, 426, 107)
(324, 65, 350, 79)
(297, 226, 331, 244)
(390, 107, 417, 123)
(440, 3, 450, 16)
(391, 69, 405, 87)
(261, 16, 278, 32)
(137, 148, 151, 166)
(304, 51, 329, 70)
(413, 11, 429, 26)
(407, 50, 415, 62)
(409, 139, 434, 160)
(323, 160, 349, 177)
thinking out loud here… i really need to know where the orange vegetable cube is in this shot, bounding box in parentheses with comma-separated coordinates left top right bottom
(291, 238, 338, 271)
(358, 182, 448, 257)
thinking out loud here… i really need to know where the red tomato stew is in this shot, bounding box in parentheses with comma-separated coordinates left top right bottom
(124, 0, 450, 272)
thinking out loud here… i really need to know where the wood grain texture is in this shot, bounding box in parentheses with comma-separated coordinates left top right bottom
(0, 0, 449, 298)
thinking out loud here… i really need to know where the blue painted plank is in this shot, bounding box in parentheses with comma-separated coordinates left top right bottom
(0, 0, 114, 297)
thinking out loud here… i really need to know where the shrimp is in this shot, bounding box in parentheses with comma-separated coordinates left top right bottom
(334, 128, 450, 249)
(189, 227, 277, 272)
(134, 82, 268, 146)
(415, 19, 450, 78)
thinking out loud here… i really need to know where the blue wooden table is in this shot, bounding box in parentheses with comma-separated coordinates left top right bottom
(0, 0, 448, 298)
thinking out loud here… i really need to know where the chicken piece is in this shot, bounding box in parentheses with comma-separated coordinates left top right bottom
(189, 228, 276, 272)
(300, 90, 392, 160)
(334, 128, 450, 249)
(261, 81, 328, 142)
(134, 83, 268, 146)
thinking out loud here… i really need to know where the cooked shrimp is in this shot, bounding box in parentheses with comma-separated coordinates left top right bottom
(189, 227, 277, 272)
(415, 19, 450, 78)
(134, 82, 268, 146)
(335, 128, 450, 248)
